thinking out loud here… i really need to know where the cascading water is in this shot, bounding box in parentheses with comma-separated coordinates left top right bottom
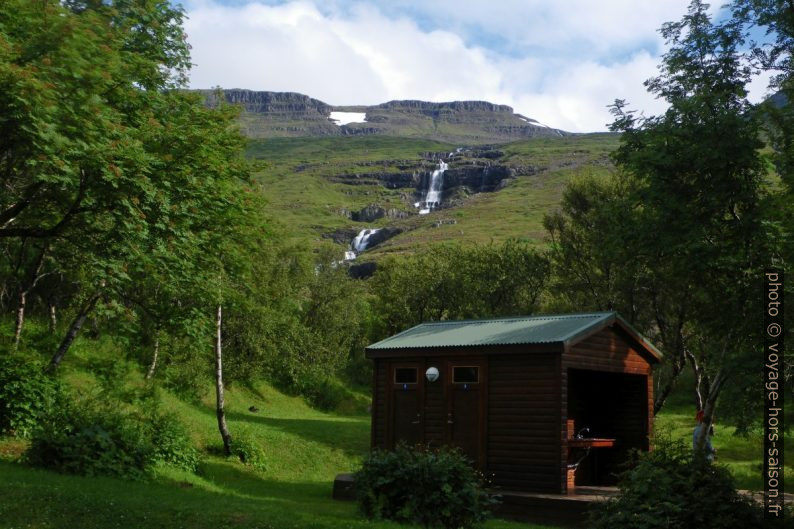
(353, 228, 380, 252)
(416, 160, 448, 214)
(345, 228, 381, 260)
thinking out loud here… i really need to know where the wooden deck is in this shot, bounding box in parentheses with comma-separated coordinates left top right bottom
(497, 486, 618, 527)
(333, 474, 793, 528)
(333, 473, 616, 527)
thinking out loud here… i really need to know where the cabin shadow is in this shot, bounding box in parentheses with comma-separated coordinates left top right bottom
(219, 410, 370, 457)
(195, 460, 331, 502)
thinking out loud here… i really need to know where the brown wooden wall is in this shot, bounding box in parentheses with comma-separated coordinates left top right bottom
(565, 326, 652, 375)
(486, 353, 560, 492)
(369, 325, 655, 494)
(423, 364, 445, 447)
(371, 359, 387, 448)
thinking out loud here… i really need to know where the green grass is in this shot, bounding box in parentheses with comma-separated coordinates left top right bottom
(3, 323, 785, 528)
(0, 333, 553, 529)
(654, 369, 793, 493)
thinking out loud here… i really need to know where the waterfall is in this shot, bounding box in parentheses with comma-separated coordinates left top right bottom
(342, 228, 383, 261)
(417, 160, 448, 215)
(353, 228, 380, 252)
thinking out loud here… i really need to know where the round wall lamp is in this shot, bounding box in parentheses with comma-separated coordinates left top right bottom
(425, 367, 439, 382)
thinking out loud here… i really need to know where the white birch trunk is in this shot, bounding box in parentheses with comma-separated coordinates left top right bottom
(215, 304, 232, 455)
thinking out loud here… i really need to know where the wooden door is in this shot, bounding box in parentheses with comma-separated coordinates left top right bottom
(387, 362, 424, 447)
(445, 359, 486, 467)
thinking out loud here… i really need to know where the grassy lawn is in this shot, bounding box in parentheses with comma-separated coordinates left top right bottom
(655, 394, 794, 493)
(1, 330, 785, 527)
(2, 364, 784, 529)
(0, 339, 554, 529)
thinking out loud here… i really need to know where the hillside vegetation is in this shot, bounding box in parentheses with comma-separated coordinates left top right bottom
(248, 133, 619, 260)
(0, 332, 544, 529)
(1, 329, 788, 529)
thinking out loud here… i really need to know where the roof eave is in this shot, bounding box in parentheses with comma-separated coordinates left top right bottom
(365, 341, 565, 359)
(560, 312, 663, 364)
(560, 312, 617, 351)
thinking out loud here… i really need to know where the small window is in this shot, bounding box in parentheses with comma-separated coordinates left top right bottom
(395, 367, 418, 384)
(453, 366, 479, 384)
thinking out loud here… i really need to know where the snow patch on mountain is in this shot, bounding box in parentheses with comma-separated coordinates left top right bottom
(329, 112, 367, 125)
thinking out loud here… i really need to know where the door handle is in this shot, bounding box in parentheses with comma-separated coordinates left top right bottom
(411, 413, 421, 425)
(447, 413, 454, 424)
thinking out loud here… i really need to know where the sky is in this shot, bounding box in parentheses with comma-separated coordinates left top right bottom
(180, 0, 775, 132)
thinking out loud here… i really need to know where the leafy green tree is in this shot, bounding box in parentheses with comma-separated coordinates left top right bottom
(730, 0, 794, 422)
(0, 1, 257, 370)
(0, 0, 190, 241)
(604, 0, 779, 437)
(371, 240, 549, 337)
(301, 251, 370, 375)
(547, 1, 785, 431)
(543, 173, 645, 320)
(1, 239, 49, 351)
(544, 173, 700, 414)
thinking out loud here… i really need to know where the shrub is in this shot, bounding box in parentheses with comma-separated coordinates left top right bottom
(26, 399, 153, 480)
(147, 412, 200, 472)
(161, 337, 210, 401)
(231, 431, 267, 471)
(271, 365, 347, 412)
(295, 373, 347, 411)
(355, 444, 498, 529)
(0, 356, 61, 438)
(26, 396, 200, 478)
(589, 438, 765, 529)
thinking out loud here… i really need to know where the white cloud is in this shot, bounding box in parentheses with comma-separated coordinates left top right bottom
(182, 1, 768, 133)
(358, 0, 705, 56)
(184, 2, 388, 101)
(503, 53, 668, 132)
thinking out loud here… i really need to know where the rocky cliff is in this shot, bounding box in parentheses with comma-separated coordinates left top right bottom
(325, 148, 520, 205)
(208, 89, 332, 114)
(375, 100, 514, 113)
(199, 89, 567, 143)
(201, 89, 340, 137)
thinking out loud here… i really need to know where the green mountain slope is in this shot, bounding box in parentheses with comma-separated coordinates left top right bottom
(248, 133, 620, 263)
(202, 89, 619, 267)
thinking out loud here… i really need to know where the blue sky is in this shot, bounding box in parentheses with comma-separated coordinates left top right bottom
(179, 1, 774, 132)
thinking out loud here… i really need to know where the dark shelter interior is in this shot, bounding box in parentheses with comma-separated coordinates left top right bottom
(567, 368, 650, 485)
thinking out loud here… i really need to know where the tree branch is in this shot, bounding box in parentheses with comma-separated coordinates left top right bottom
(0, 173, 86, 239)
(0, 182, 42, 229)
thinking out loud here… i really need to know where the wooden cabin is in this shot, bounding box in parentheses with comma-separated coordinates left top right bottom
(365, 311, 661, 494)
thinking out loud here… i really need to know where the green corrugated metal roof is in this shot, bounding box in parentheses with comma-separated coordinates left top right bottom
(367, 312, 617, 350)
